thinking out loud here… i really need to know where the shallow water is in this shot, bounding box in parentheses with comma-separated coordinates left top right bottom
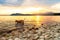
(0, 16, 60, 23)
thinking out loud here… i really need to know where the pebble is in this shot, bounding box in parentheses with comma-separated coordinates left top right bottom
(14, 38, 20, 40)
(8, 38, 13, 40)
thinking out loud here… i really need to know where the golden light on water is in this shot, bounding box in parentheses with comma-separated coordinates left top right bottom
(36, 16, 40, 25)
(35, 16, 44, 26)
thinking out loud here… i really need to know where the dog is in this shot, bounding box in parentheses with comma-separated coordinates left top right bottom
(15, 20, 24, 27)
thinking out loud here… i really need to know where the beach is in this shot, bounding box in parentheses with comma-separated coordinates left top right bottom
(0, 20, 60, 40)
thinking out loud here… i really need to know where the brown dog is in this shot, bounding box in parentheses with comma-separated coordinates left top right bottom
(15, 20, 24, 27)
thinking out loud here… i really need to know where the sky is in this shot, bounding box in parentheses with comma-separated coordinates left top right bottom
(0, 0, 60, 6)
(0, 0, 60, 14)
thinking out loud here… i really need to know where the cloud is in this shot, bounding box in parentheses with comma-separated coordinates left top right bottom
(6, 0, 18, 6)
(0, 0, 23, 6)
(5, 0, 17, 4)
(51, 3, 60, 9)
(36, 0, 60, 6)
(51, 3, 60, 13)
(0, 5, 23, 15)
(21, 0, 40, 7)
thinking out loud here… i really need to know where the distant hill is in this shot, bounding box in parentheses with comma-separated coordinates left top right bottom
(10, 13, 60, 16)
(10, 13, 23, 16)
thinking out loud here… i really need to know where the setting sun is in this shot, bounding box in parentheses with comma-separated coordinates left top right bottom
(21, 7, 44, 14)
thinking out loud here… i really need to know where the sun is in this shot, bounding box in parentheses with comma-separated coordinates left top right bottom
(20, 7, 45, 14)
